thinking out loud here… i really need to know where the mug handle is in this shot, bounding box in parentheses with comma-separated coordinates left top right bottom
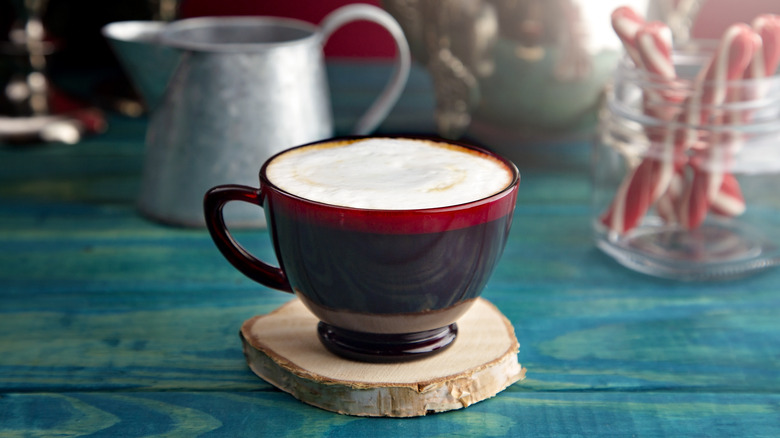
(203, 185, 293, 293)
(320, 4, 411, 135)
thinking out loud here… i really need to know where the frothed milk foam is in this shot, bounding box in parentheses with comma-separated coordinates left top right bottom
(266, 138, 512, 210)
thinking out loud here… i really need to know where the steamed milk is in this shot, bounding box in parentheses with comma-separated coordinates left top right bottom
(266, 138, 512, 209)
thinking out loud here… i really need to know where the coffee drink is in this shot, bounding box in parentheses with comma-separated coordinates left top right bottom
(265, 137, 513, 209)
(204, 136, 519, 362)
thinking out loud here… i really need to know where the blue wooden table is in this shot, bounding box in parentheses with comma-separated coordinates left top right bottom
(1, 62, 779, 437)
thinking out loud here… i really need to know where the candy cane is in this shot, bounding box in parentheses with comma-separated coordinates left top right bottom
(600, 18, 682, 234)
(656, 168, 685, 223)
(684, 17, 780, 223)
(680, 23, 757, 229)
(637, 21, 684, 120)
(636, 23, 675, 78)
(611, 6, 646, 67)
(707, 15, 780, 217)
(709, 174, 746, 217)
(750, 14, 780, 78)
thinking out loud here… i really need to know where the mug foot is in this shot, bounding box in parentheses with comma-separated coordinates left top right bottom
(317, 322, 458, 362)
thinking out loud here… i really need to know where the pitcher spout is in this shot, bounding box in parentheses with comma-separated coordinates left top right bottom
(101, 21, 181, 110)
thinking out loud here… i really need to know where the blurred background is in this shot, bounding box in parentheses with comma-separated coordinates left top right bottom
(3, 0, 780, 144)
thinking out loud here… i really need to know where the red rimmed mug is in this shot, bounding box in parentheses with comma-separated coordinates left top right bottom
(203, 137, 519, 362)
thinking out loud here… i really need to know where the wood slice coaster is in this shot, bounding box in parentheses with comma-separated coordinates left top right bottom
(240, 298, 526, 417)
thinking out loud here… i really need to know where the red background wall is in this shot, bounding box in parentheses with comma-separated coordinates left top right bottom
(178, 0, 396, 58)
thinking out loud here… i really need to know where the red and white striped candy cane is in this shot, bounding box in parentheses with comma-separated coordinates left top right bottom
(611, 6, 646, 67)
(636, 21, 683, 210)
(637, 21, 683, 121)
(709, 173, 746, 217)
(600, 8, 649, 234)
(636, 22, 675, 79)
(600, 19, 680, 234)
(685, 17, 780, 223)
(680, 24, 757, 229)
(707, 15, 780, 218)
(689, 24, 757, 125)
(610, 10, 683, 126)
(600, 159, 655, 234)
(656, 167, 685, 224)
(750, 14, 780, 79)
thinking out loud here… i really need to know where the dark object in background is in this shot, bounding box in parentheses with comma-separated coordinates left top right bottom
(0, 0, 154, 142)
(44, 0, 152, 69)
(0, 0, 154, 115)
(43, 0, 154, 108)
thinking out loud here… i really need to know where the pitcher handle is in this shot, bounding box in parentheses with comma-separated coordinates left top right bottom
(203, 185, 293, 293)
(320, 4, 411, 136)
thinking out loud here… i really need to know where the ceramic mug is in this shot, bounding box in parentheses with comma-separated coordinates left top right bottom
(203, 136, 520, 362)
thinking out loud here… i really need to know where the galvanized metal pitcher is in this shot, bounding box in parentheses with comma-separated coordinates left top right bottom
(103, 4, 411, 227)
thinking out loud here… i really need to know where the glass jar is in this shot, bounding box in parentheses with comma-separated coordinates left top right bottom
(592, 46, 780, 280)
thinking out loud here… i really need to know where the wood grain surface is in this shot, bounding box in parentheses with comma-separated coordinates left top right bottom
(1, 62, 779, 437)
(241, 298, 524, 417)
